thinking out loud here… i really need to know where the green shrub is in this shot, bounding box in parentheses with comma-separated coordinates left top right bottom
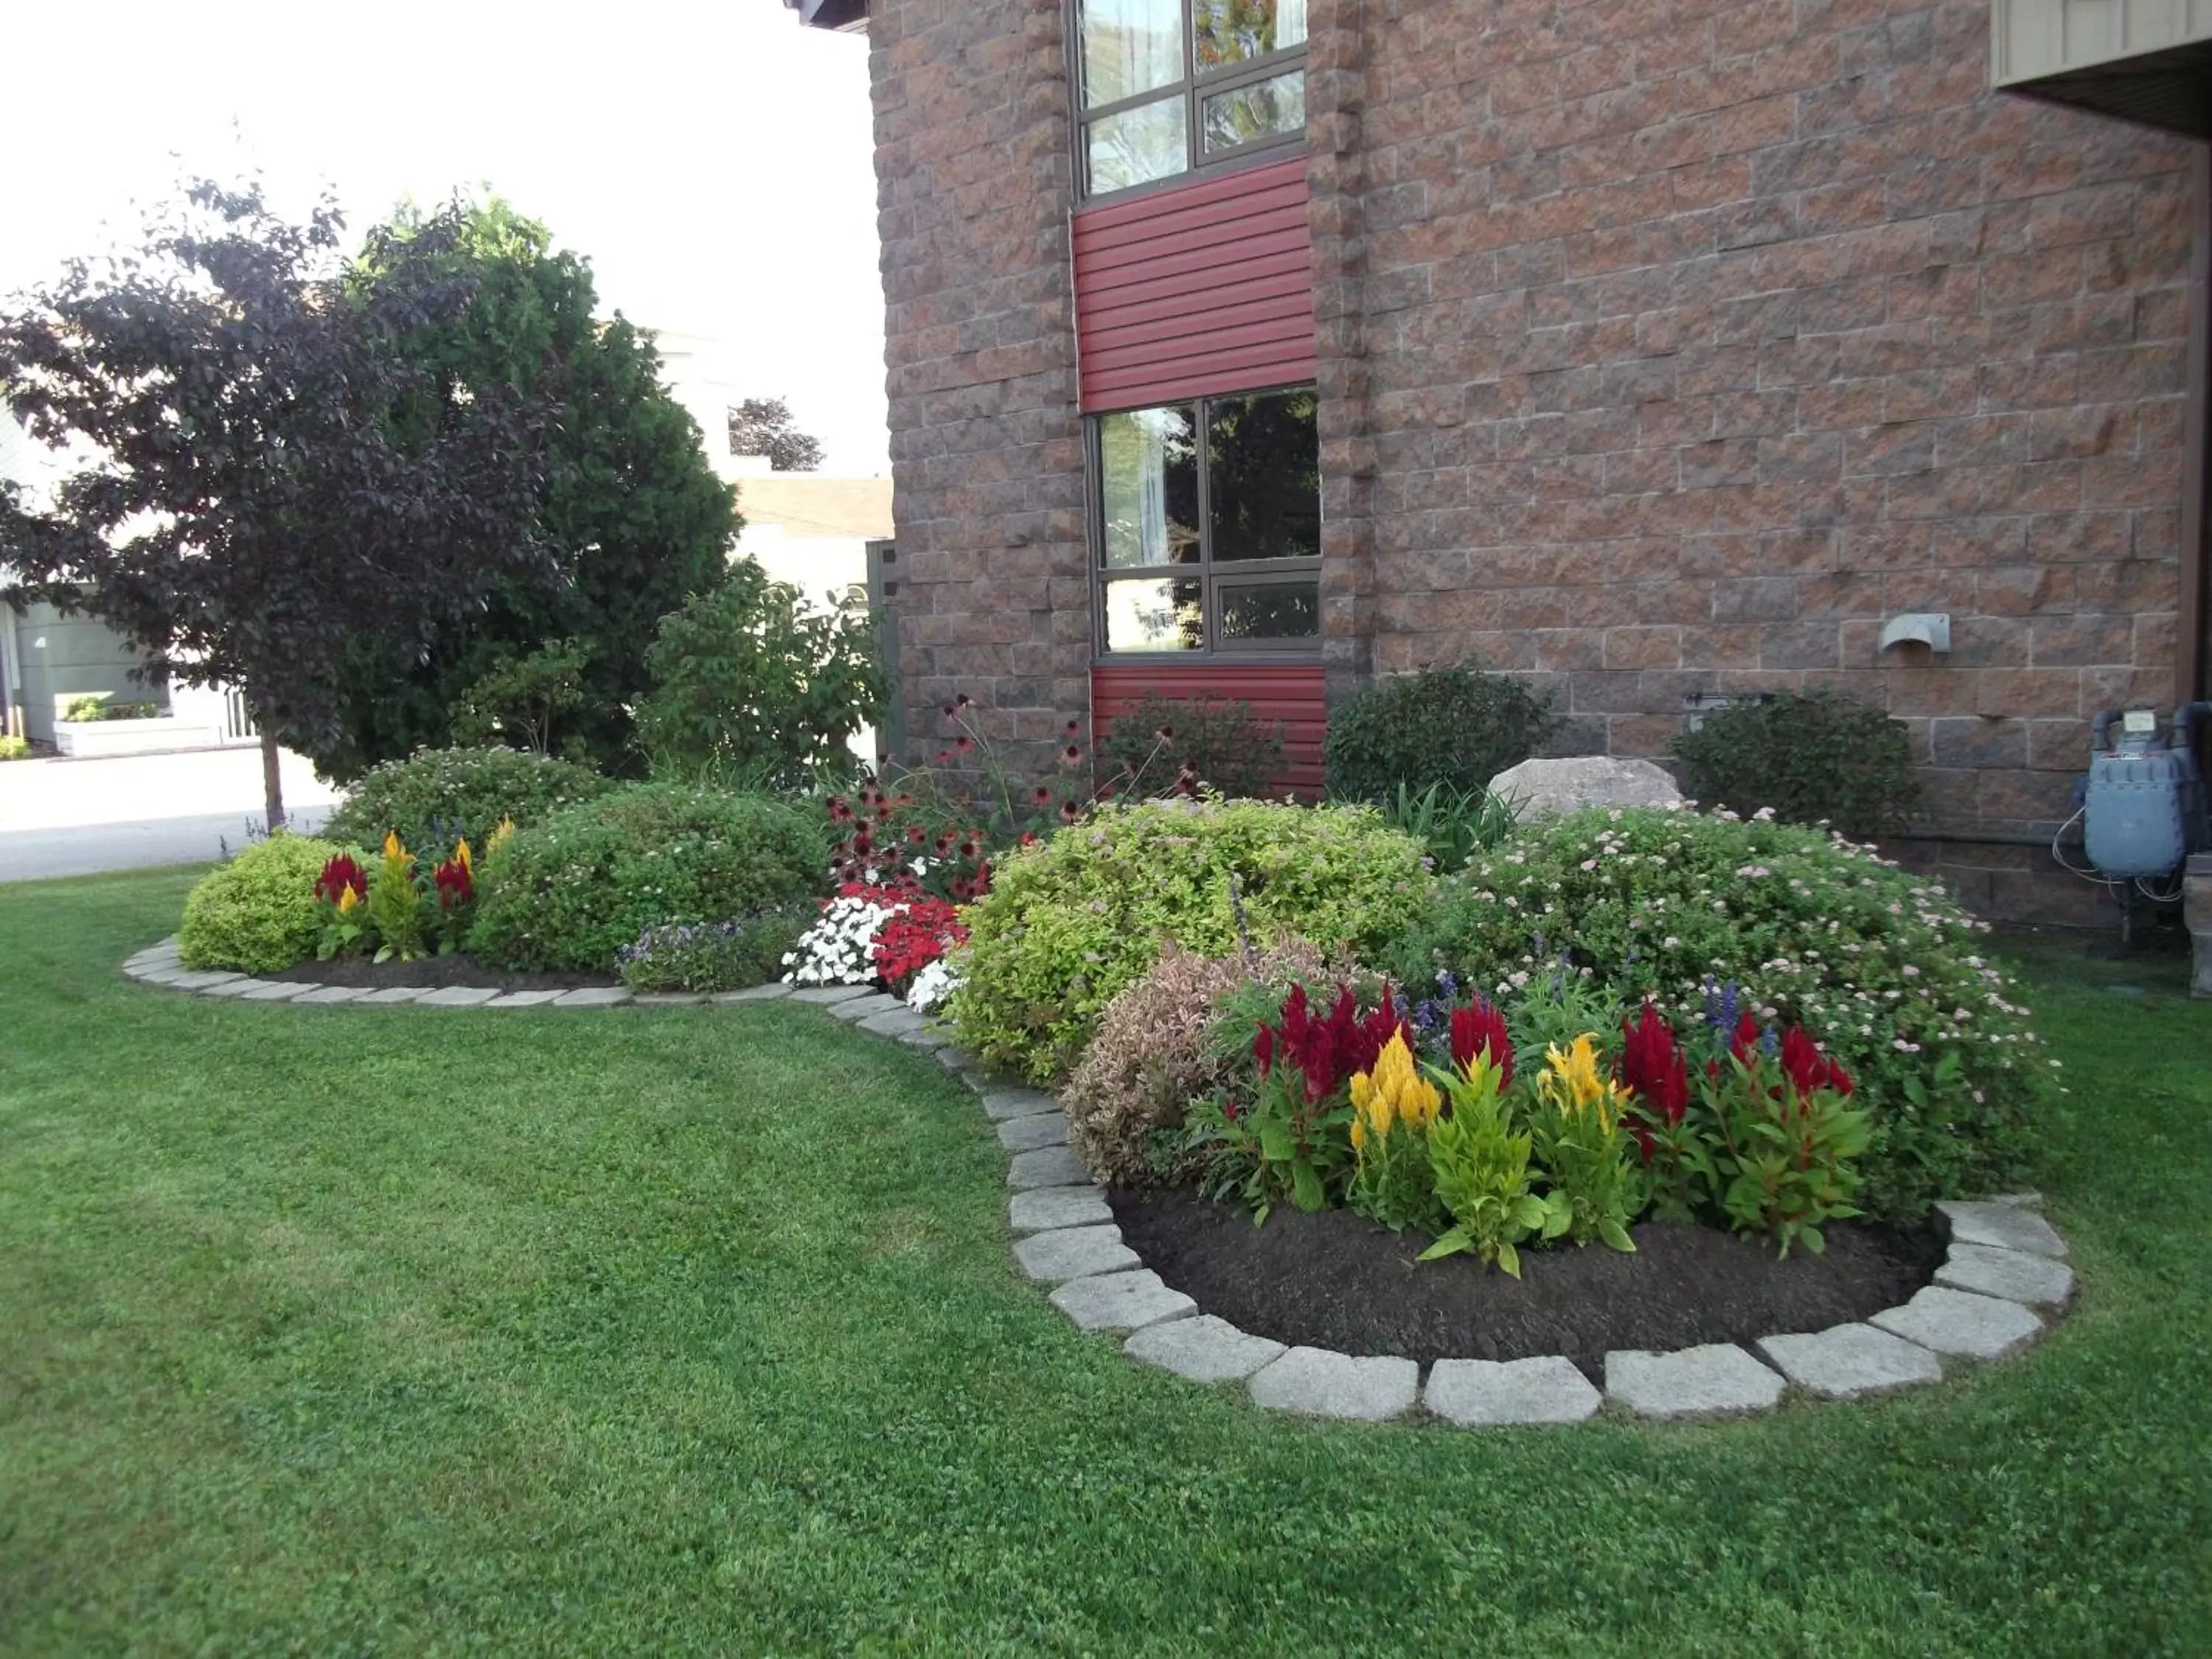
(616, 904, 815, 993)
(470, 783, 830, 971)
(1324, 663, 1558, 801)
(324, 747, 611, 850)
(1095, 693, 1285, 800)
(178, 833, 352, 973)
(0, 735, 28, 760)
(1363, 781, 1518, 872)
(1384, 807, 2048, 1217)
(947, 797, 1430, 1084)
(1671, 690, 1920, 837)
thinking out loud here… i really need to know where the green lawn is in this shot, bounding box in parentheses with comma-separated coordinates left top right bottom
(2, 870, 2208, 1656)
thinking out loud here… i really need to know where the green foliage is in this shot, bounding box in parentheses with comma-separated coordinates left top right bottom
(0, 734, 30, 759)
(469, 783, 830, 971)
(1095, 693, 1286, 800)
(1525, 1037, 1640, 1252)
(366, 836, 430, 963)
(616, 905, 815, 993)
(1323, 664, 1558, 801)
(450, 638, 589, 759)
(1360, 781, 1518, 872)
(947, 797, 1430, 1084)
(1672, 690, 1921, 838)
(1388, 807, 2047, 1217)
(1419, 1057, 1545, 1276)
(324, 746, 611, 851)
(634, 557, 885, 789)
(726, 396, 824, 473)
(1697, 1050, 1871, 1259)
(178, 833, 350, 973)
(59, 692, 161, 721)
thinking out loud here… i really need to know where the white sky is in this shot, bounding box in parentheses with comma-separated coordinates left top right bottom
(2, 0, 890, 473)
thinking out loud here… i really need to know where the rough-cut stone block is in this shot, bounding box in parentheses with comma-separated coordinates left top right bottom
(1007, 1144, 1091, 1189)
(234, 981, 310, 1002)
(1425, 1357, 1602, 1426)
(169, 970, 246, 991)
(1869, 1286, 2043, 1360)
(1489, 756, 1685, 821)
(790, 984, 870, 1005)
(712, 984, 791, 1003)
(1248, 1347, 1419, 1421)
(1938, 1200, 2068, 1260)
(1605, 1343, 1785, 1420)
(135, 965, 192, 985)
(355, 986, 431, 1004)
(1008, 1186, 1113, 1233)
(997, 1113, 1070, 1152)
(897, 1025, 952, 1050)
(830, 992, 903, 1022)
(631, 992, 706, 1006)
(980, 1088, 1057, 1121)
(1013, 1223, 1138, 1281)
(291, 985, 370, 1005)
(1935, 1243, 2076, 1308)
(198, 977, 279, 998)
(484, 990, 564, 1008)
(552, 987, 630, 1007)
(416, 987, 499, 1008)
(1125, 1315, 1285, 1383)
(858, 1008, 928, 1039)
(1048, 1270, 1195, 1332)
(1756, 1323, 1943, 1399)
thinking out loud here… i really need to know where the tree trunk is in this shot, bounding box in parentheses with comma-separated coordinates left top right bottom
(260, 724, 287, 834)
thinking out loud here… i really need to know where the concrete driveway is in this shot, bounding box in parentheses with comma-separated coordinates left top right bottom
(0, 746, 343, 881)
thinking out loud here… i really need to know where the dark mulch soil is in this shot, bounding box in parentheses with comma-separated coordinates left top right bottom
(1110, 1186, 1944, 1382)
(268, 954, 618, 992)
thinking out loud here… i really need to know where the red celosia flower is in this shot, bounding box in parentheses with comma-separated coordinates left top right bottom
(1618, 1002, 1688, 1126)
(1780, 1026, 1854, 1099)
(313, 854, 368, 905)
(1450, 999, 1514, 1087)
(1253, 1023, 1276, 1078)
(433, 857, 473, 909)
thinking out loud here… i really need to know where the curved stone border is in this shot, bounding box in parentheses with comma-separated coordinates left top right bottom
(123, 934, 2078, 1425)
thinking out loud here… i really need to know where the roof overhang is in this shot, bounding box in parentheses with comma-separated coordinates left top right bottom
(785, 0, 868, 32)
(1994, 0, 2212, 137)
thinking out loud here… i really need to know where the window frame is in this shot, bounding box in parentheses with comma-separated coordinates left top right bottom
(1066, 0, 1310, 204)
(1085, 382, 1324, 664)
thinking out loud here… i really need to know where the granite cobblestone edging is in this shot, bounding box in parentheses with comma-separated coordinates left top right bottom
(122, 935, 2078, 1426)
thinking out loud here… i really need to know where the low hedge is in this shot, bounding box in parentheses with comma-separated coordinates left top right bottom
(178, 834, 352, 973)
(324, 748, 611, 851)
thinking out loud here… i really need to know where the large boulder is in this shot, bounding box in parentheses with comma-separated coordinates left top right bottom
(1489, 755, 1685, 822)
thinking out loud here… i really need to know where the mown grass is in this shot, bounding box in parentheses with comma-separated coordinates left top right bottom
(1, 869, 2207, 1656)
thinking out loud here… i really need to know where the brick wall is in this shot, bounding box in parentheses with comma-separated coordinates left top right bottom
(868, 0, 1089, 767)
(1310, 0, 2196, 917)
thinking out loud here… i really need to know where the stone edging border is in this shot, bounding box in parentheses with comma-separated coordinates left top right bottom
(123, 939, 2077, 1425)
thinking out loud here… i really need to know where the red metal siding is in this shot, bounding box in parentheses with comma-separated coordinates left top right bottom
(1073, 159, 1316, 412)
(1091, 663, 1326, 799)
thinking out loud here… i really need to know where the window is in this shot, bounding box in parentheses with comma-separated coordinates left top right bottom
(1093, 386, 1320, 655)
(1075, 0, 1307, 198)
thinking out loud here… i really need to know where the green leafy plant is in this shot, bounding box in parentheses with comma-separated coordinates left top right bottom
(1525, 1034, 1639, 1252)
(0, 735, 29, 760)
(1694, 1015, 1873, 1257)
(1345, 1032, 1447, 1234)
(1420, 1054, 1548, 1276)
(367, 833, 431, 963)
(310, 852, 374, 960)
(1323, 663, 1558, 802)
(633, 557, 885, 790)
(60, 692, 112, 722)
(450, 639, 589, 759)
(946, 797, 1430, 1083)
(616, 904, 816, 993)
(1096, 694, 1286, 801)
(1671, 690, 1920, 838)
(1360, 780, 1517, 872)
(469, 782, 829, 972)
(178, 833, 352, 973)
(324, 747, 611, 852)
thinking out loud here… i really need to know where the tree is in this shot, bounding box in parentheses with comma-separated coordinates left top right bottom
(0, 181, 554, 829)
(726, 397, 825, 472)
(315, 198, 740, 781)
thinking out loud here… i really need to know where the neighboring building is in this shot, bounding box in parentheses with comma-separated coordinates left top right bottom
(799, 0, 2211, 920)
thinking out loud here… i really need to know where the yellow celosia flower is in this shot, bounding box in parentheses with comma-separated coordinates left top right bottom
(485, 818, 516, 860)
(382, 830, 408, 863)
(454, 836, 473, 874)
(1537, 1034, 1632, 1135)
(1351, 1032, 1441, 1154)
(336, 886, 359, 914)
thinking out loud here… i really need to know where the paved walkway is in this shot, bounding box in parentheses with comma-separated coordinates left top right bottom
(0, 747, 341, 881)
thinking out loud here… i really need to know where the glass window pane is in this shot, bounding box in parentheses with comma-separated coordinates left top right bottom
(1206, 388, 1319, 562)
(1217, 580, 1320, 641)
(1102, 577, 1205, 652)
(1200, 68, 1305, 155)
(1194, 0, 1307, 71)
(1080, 0, 1185, 108)
(1099, 405, 1200, 568)
(1086, 97, 1188, 193)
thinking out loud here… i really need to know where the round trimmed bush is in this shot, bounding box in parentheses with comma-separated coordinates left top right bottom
(469, 783, 830, 971)
(1670, 689, 1920, 838)
(1323, 663, 1557, 801)
(947, 797, 1430, 1084)
(1385, 807, 2049, 1217)
(178, 833, 352, 973)
(324, 747, 611, 852)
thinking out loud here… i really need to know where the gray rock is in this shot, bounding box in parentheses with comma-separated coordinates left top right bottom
(552, 987, 630, 1007)
(712, 983, 791, 1003)
(484, 990, 565, 1009)
(414, 986, 498, 1007)
(1248, 1347, 1419, 1422)
(1938, 1200, 2068, 1260)
(355, 986, 432, 1004)
(631, 992, 707, 1007)
(234, 981, 310, 1002)
(1868, 1285, 2043, 1360)
(198, 977, 281, 998)
(1048, 1270, 1196, 1333)
(1489, 755, 1686, 822)
(790, 984, 871, 1005)
(858, 1008, 928, 1039)
(1007, 1144, 1091, 1189)
(1755, 1323, 1943, 1399)
(997, 1113, 1071, 1152)
(1604, 1343, 1785, 1420)
(1935, 1243, 2076, 1308)
(1008, 1186, 1113, 1233)
(135, 965, 192, 985)
(1013, 1224, 1138, 1281)
(830, 992, 902, 1022)
(291, 984, 371, 1005)
(1425, 1356, 1602, 1426)
(128, 939, 182, 967)
(1125, 1315, 1286, 1384)
(169, 970, 246, 992)
(979, 1088, 1057, 1122)
(1986, 1190, 2045, 1210)
(897, 1025, 953, 1050)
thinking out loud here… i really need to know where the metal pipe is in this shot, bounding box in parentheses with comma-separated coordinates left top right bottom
(1891, 827, 2080, 850)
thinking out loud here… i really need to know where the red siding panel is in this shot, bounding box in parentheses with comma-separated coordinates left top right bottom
(1073, 158, 1316, 413)
(1091, 663, 1327, 799)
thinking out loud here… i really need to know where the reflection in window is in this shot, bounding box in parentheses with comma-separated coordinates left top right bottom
(1102, 577, 1206, 651)
(1087, 97, 1189, 194)
(1081, 0, 1185, 107)
(1201, 69, 1306, 156)
(1206, 389, 1319, 562)
(1099, 406, 1200, 568)
(1194, 0, 1307, 70)
(1217, 580, 1320, 641)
